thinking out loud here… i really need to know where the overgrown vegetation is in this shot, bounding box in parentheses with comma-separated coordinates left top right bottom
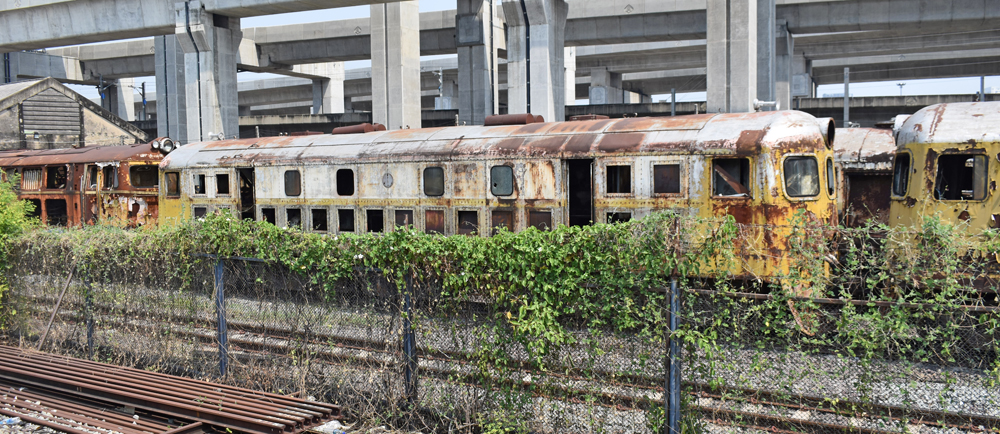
(0, 175, 36, 328)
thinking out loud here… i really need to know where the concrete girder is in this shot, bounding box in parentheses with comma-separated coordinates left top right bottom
(575, 46, 705, 74)
(779, 0, 1000, 34)
(795, 29, 1000, 60)
(810, 48, 1000, 85)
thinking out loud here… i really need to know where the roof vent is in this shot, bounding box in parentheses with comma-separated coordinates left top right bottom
(484, 114, 544, 126)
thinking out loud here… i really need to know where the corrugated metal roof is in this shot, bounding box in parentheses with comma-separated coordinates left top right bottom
(833, 127, 896, 172)
(162, 111, 829, 170)
(0, 142, 163, 167)
(896, 102, 1000, 146)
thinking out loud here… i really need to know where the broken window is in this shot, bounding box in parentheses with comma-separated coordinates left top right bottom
(826, 158, 836, 197)
(607, 212, 632, 224)
(103, 166, 118, 190)
(46, 166, 67, 189)
(216, 174, 230, 195)
(712, 158, 751, 197)
(892, 153, 910, 197)
(45, 199, 67, 226)
(424, 167, 445, 196)
(491, 165, 514, 196)
(367, 209, 384, 233)
(130, 166, 158, 188)
(87, 166, 98, 189)
(284, 170, 301, 196)
(165, 172, 180, 197)
(262, 207, 276, 225)
(934, 154, 988, 201)
(193, 174, 206, 195)
(395, 209, 414, 228)
(312, 208, 328, 232)
(193, 207, 208, 218)
(606, 165, 631, 194)
(457, 210, 478, 235)
(337, 169, 355, 196)
(529, 210, 552, 230)
(338, 209, 355, 232)
(27, 199, 41, 219)
(425, 209, 445, 234)
(21, 168, 42, 190)
(492, 210, 514, 234)
(783, 156, 820, 197)
(653, 164, 681, 194)
(286, 208, 302, 228)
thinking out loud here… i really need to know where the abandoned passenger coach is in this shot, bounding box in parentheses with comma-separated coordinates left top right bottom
(159, 111, 837, 286)
(0, 138, 174, 226)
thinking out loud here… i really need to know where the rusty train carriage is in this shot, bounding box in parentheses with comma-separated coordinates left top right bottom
(890, 102, 1000, 232)
(160, 111, 837, 285)
(833, 127, 897, 227)
(0, 142, 166, 227)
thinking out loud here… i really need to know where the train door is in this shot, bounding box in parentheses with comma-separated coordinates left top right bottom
(238, 168, 256, 221)
(567, 159, 594, 226)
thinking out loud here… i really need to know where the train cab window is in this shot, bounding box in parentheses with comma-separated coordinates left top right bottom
(287, 208, 302, 228)
(713, 158, 751, 197)
(425, 210, 445, 234)
(284, 170, 301, 197)
(130, 166, 158, 188)
(367, 209, 385, 233)
(457, 210, 478, 235)
(424, 167, 445, 196)
(21, 168, 42, 190)
(606, 165, 632, 194)
(337, 169, 355, 196)
(491, 165, 514, 196)
(934, 154, 988, 201)
(312, 209, 328, 232)
(653, 164, 681, 194)
(395, 209, 414, 228)
(607, 212, 632, 224)
(891, 154, 911, 197)
(338, 209, 355, 232)
(87, 166, 98, 189)
(262, 207, 276, 225)
(103, 166, 118, 190)
(46, 166, 67, 189)
(216, 174, 230, 195)
(529, 211, 552, 230)
(492, 210, 514, 234)
(193, 174, 206, 194)
(165, 172, 180, 197)
(826, 158, 836, 197)
(783, 157, 820, 197)
(193, 207, 208, 218)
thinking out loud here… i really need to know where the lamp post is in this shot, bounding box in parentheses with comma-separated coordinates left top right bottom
(897, 82, 906, 96)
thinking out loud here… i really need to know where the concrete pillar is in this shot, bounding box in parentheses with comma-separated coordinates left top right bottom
(564, 46, 576, 106)
(435, 78, 457, 110)
(456, 0, 499, 125)
(502, 0, 569, 121)
(371, 1, 421, 130)
(344, 96, 353, 112)
(791, 52, 815, 101)
(774, 20, 793, 111)
(156, 1, 241, 143)
(756, 0, 775, 106)
(295, 62, 344, 114)
(589, 68, 623, 105)
(707, 0, 758, 113)
(113, 78, 135, 121)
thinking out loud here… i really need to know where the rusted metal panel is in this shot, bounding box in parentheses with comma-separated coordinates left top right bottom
(896, 102, 1000, 147)
(834, 127, 895, 173)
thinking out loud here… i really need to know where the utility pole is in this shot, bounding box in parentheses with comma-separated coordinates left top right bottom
(897, 82, 905, 96)
(140, 82, 147, 121)
(843, 68, 849, 125)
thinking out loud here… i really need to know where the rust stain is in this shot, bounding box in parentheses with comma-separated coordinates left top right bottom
(924, 148, 938, 195)
(564, 135, 595, 153)
(597, 133, 645, 152)
(735, 129, 766, 154)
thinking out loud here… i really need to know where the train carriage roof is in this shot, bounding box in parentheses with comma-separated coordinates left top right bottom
(896, 102, 1000, 146)
(0, 142, 162, 168)
(162, 110, 830, 170)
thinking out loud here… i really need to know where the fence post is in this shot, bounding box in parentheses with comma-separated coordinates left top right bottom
(402, 274, 418, 406)
(85, 278, 94, 359)
(664, 278, 681, 434)
(214, 257, 228, 377)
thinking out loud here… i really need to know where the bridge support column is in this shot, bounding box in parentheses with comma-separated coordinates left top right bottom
(298, 62, 344, 114)
(775, 20, 793, 111)
(456, 0, 500, 125)
(112, 78, 135, 121)
(589, 68, 624, 105)
(371, 1, 420, 130)
(503, 0, 568, 121)
(565, 46, 576, 105)
(756, 0, 775, 107)
(707, 0, 758, 113)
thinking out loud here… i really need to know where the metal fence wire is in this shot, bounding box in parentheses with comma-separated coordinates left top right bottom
(4, 237, 1000, 434)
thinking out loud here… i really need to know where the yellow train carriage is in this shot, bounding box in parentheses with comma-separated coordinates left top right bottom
(159, 111, 837, 287)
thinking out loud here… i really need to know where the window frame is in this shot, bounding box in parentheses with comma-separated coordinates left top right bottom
(336, 208, 356, 233)
(711, 157, 753, 199)
(890, 151, 912, 199)
(423, 166, 446, 197)
(781, 154, 822, 201)
(825, 157, 836, 198)
(423, 207, 447, 234)
(193, 173, 207, 196)
(215, 173, 231, 196)
(933, 152, 989, 202)
(456, 208, 480, 236)
(603, 163, 634, 196)
(650, 159, 685, 198)
(336, 168, 355, 196)
(490, 165, 515, 197)
(164, 172, 181, 197)
(284, 169, 302, 197)
(128, 164, 159, 189)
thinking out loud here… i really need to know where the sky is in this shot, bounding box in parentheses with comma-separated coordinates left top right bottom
(65, 0, 1000, 106)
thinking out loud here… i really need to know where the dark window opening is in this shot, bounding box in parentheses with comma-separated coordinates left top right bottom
(367, 209, 384, 233)
(424, 167, 445, 196)
(129, 166, 158, 188)
(312, 209, 328, 232)
(284, 170, 301, 196)
(46, 166, 67, 189)
(287, 208, 302, 227)
(567, 160, 593, 226)
(491, 165, 514, 196)
(529, 210, 552, 230)
(457, 210, 478, 235)
(606, 165, 632, 194)
(27, 199, 41, 219)
(262, 207, 276, 225)
(935, 154, 988, 201)
(783, 156, 820, 197)
(216, 174, 230, 195)
(338, 209, 355, 232)
(425, 210, 445, 234)
(492, 210, 514, 235)
(45, 199, 67, 226)
(165, 172, 180, 196)
(194, 174, 206, 195)
(103, 166, 118, 190)
(193, 207, 208, 218)
(337, 169, 355, 196)
(826, 158, 836, 196)
(395, 209, 414, 228)
(87, 166, 98, 189)
(713, 158, 751, 197)
(607, 212, 632, 224)
(653, 164, 681, 194)
(238, 169, 255, 220)
(892, 154, 910, 197)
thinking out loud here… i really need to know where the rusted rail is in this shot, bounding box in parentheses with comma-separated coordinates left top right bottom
(0, 346, 341, 434)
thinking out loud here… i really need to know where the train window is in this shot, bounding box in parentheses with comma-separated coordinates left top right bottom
(934, 154, 988, 201)
(653, 164, 681, 194)
(165, 172, 180, 197)
(492, 210, 514, 234)
(491, 166, 514, 196)
(713, 159, 751, 197)
(87, 166, 98, 189)
(103, 166, 118, 190)
(286, 208, 302, 228)
(425, 210, 445, 234)
(130, 166, 158, 188)
(826, 158, 835, 197)
(367, 209, 385, 233)
(457, 210, 478, 235)
(216, 174, 230, 195)
(337, 169, 355, 196)
(607, 212, 632, 224)
(783, 157, 820, 197)
(424, 167, 445, 196)
(284, 170, 301, 197)
(46, 166, 67, 189)
(891, 154, 911, 197)
(27, 199, 41, 219)
(338, 209, 355, 232)
(193, 207, 207, 218)
(262, 207, 276, 225)
(395, 209, 414, 228)
(21, 168, 42, 190)
(312, 209, 328, 232)
(529, 211, 552, 230)
(606, 165, 632, 194)
(193, 174, 206, 195)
